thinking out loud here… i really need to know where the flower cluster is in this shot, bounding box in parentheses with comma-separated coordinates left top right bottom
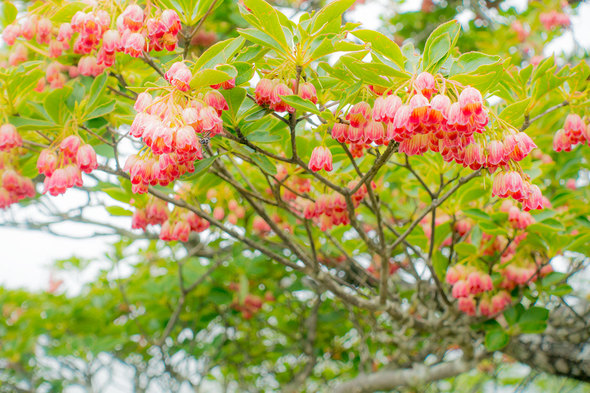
(132, 198, 169, 229)
(132, 197, 210, 242)
(0, 155, 35, 209)
(126, 62, 229, 194)
(539, 11, 571, 30)
(308, 146, 332, 172)
(553, 114, 589, 152)
(229, 282, 275, 319)
(498, 261, 552, 290)
(205, 189, 247, 225)
(37, 135, 98, 196)
(2, 5, 181, 77)
(332, 72, 543, 210)
(446, 266, 509, 316)
(159, 210, 210, 242)
(500, 200, 535, 230)
(252, 216, 272, 236)
(481, 232, 528, 263)
(255, 78, 317, 113)
(511, 21, 529, 42)
(0, 124, 22, 152)
(491, 171, 543, 211)
(301, 181, 371, 231)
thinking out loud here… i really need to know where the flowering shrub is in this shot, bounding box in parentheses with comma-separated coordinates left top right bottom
(0, 0, 589, 391)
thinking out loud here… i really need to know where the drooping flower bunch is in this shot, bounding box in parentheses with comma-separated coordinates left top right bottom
(131, 198, 169, 229)
(126, 61, 230, 194)
(2, 5, 181, 78)
(255, 77, 317, 113)
(36, 135, 98, 196)
(0, 154, 35, 209)
(331, 72, 543, 210)
(159, 210, 210, 242)
(446, 265, 519, 317)
(0, 124, 34, 208)
(274, 165, 312, 201)
(497, 259, 553, 290)
(255, 75, 332, 173)
(500, 199, 535, 230)
(300, 181, 371, 231)
(0, 124, 22, 152)
(511, 21, 530, 42)
(553, 113, 589, 152)
(444, 223, 552, 317)
(308, 146, 333, 172)
(539, 10, 571, 30)
(131, 196, 210, 242)
(205, 189, 247, 225)
(252, 215, 272, 236)
(229, 282, 275, 320)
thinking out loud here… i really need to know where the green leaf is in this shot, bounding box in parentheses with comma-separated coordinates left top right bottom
(233, 62, 255, 86)
(8, 116, 55, 130)
(85, 100, 115, 120)
(484, 329, 510, 351)
(450, 52, 501, 76)
(422, 21, 460, 72)
(350, 30, 405, 69)
(105, 206, 133, 217)
(193, 37, 245, 71)
(423, 33, 451, 72)
(281, 95, 320, 115)
(519, 306, 549, 324)
(209, 287, 232, 305)
(44, 87, 73, 124)
(340, 56, 395, 87)
(518, 321, 547, 333)
(189, 155, 218, 177)
(527, 219, 564, 235)
(103, 187, 131, 204)
(191, 0, 222, 24)
(462, 208, 491, 221)
(547, 284, 572, 296)
(0, 2, 17, 28)
(540, 272, 567, 287)
(242, 0, 289, 50)
(251, 153, 277, 175)
(454, 242, 478, 256)
(479, 221, 507, 236)
(221, 88, 247, 122)
(565, 233, 590, 253)
(51, 1, 87, 24)
(311, 0, 356, 34)
(499, 98, 531, 124)
(247, 131, 282, 143)
(190, 69, 232, 89)
(503, 304, 523, 326)
(432, 250, 448, 282)
(450, 63, 503, 94)
(238, 28, 286, 54)
(87, 72, 109, 110)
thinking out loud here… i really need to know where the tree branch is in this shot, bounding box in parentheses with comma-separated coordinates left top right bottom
(333, 357, 478, 393)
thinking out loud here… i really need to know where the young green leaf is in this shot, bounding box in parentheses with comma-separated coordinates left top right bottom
(242, 0, 289, 51)
(350, 30, 405, 69)
(311, 0, 357, 34)
(190, 69, 232, 89)
(484, 329, 510, 351)
(281, 95, 320, 115)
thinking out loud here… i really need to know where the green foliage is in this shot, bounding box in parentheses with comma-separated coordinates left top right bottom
(0, 0, 589, 392)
